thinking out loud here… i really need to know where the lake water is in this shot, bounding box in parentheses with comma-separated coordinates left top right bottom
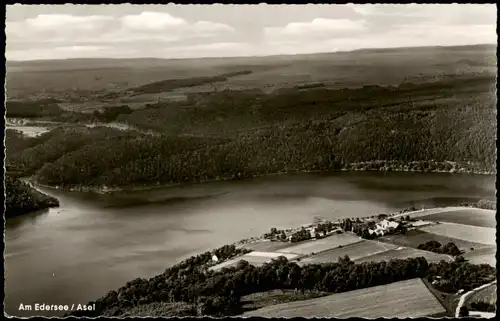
(4, 171, 495, 316)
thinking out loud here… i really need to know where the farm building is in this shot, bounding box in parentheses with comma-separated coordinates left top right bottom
(368, 219, 400, 236)
(377, 219, 400, 230)
(368, 228, 386, 236)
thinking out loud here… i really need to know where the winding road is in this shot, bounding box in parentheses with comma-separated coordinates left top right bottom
(455, 280, 496, 317)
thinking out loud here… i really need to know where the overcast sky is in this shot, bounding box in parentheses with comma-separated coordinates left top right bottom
(6, 4, 497, 61)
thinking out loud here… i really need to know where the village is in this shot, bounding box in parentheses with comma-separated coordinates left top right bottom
(259, 209, 421, 244)
(207, 207, 439, 273)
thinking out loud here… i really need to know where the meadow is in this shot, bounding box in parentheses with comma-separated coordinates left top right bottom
(354, 247, 453, 264)
(420, 222, 496, 246)
(462, 245, 497, 267)
(242, 278, 446, 318)
(377, 229, 487, 253)
(277, 233, 361, 255)
(240, 240, 293, 252)
(209, 251, 298, 271)
(417, 208, 496, 228)
(297, 240, 396, 265)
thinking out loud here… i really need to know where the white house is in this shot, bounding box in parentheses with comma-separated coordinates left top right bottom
(376, 219, 400, 231)
(211, 255, 219, 262)
(368, 228, 385, 236)
(306, 227, 317, 237)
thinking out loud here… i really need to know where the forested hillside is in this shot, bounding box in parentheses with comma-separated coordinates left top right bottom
(4, 73, 493, 190)
(69, 252, 496, 317)
(4, 175, 59, 218)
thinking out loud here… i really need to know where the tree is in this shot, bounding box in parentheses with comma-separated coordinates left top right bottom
(441, 242, 462, 256)
(459, 306, 469, 317)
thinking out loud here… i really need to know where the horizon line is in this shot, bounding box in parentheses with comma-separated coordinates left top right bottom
(6, 43, 496, 63)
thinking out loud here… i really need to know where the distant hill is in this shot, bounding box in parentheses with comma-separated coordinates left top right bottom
(6, 44, 496, 72)
(5, 44, 496, 98)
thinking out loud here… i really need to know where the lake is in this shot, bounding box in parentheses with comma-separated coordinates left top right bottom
(4, 171, 495, 316)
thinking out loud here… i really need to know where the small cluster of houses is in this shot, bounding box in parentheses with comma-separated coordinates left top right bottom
(368, 219, 400, 236)
(263, 215, 422, 244)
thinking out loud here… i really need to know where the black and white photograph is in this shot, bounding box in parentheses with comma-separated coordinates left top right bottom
(3, 3, 497, 318)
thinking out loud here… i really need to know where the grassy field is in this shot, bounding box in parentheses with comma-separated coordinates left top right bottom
(209, 252, 298, 271)
(241, 289, 329, 312)
(297, 240, 397, 265)
(354, 246, 452, 264)
(242, 278, 447, 318)
(420, 222, 496, 246)
(463, 245, 497, 267)
(418, 208, 496, 228)
(467, 282, 497, 307)
(277, 233, 361, 255)
(377, 229, 487, 253)
(240, 240, 294, 252)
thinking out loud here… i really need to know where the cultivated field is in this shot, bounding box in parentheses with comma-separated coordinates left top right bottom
(240, 240, 294, 252)
(463, 245, 497, 267)
(467, 282, 497, 307)
(354, 246, 452, 264)
(377, 229, 487, 253)
(297, 240, 397, 266)
(418, 208, 496, 228)
(209, 252, 298, 271)
(277, 233, 361, 255)
(420, 222, 496, 246)
(241, 289, 329, 311)
(242, 278, 447, 318)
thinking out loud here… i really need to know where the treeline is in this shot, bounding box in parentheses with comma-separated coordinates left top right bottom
(70, 252, 496, 317)
(476, 199, 496, 210)
(417, 241, 462, 256)
(92, 105, 133, 123)
(6, 100, 63, 118)
(469, 301, 496, 313)
(128, 70, 252, 94)
(290, 228, 314, 243)
(4, 175, 59, 218)
(427, 260, 495, 294)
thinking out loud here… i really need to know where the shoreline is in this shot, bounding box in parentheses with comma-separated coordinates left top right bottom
(30, 165, 495, 194)
(233, 205, 496, 249)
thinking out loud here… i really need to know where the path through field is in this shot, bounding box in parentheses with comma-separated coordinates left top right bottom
(455, 280, 497, 317)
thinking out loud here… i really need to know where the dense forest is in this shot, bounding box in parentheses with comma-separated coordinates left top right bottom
(5, 74, 496, 190)
(4, 175, 59, 218)
(6, 126, 142, 178)
(69, 246, 496, 317)
(5, 99, 63, 118)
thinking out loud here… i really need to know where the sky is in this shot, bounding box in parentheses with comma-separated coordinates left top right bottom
(5, 4, 497, 61)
